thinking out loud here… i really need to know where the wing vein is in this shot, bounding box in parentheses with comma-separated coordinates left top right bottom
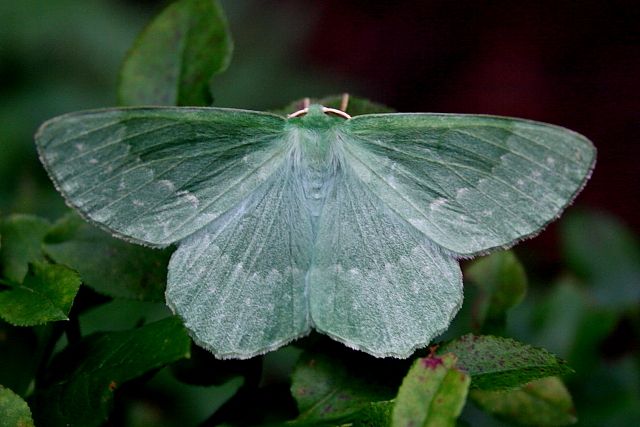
(163, 140, 288, 241)
(64, 123, 176, 162)
(341, 140, 486, 250)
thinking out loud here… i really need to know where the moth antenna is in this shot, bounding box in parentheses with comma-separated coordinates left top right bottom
(287, 108, 309, 118)
(321, 107, 351, 119)
(340, 93, 350, 112)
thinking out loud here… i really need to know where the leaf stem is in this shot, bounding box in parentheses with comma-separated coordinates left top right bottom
(34, 322, 65, 388)
(65, 311, 81, 344)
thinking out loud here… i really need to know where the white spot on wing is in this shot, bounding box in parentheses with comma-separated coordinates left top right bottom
(387, 175, 398, 189)
(177, 190, 199, 208)
(430, 198, 447, 210)
(158, 179, 175, 192)
(257, 168, 270, 181)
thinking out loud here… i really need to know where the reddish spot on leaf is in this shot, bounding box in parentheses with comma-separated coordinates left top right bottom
(421, 356, 444, 369)
(321, 404, 333, 414)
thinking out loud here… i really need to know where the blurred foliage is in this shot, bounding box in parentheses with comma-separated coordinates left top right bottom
(0, 1, 638, 426)
(44, 213, 171, 302)
(118, 0, 233, 107)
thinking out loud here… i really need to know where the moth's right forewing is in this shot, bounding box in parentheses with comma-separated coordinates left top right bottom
(342, 114, 595, 256)
(36, 107, 287, 246)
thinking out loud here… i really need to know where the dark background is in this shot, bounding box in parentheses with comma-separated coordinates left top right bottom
(1, 0, 638, 242)
(305, 0, 640, 234)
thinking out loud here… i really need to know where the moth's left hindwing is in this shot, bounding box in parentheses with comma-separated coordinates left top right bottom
(167, 165, 314, 358)
(36, 107, 287, 247)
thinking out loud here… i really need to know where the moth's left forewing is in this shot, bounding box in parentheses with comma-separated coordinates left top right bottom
(35, 107, 288, 247)
(340, 113, 595, 256)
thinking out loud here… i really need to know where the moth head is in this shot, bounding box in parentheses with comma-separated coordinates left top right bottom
(287, 104, 351, 131)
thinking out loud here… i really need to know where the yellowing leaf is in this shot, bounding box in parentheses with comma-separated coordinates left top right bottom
(471, 376, 577, 426)
(392, 353, 470, 427)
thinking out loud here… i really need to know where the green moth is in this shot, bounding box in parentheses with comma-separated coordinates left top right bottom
(35, 104, 595, 358)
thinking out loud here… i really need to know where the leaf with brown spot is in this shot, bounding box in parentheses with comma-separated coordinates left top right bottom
(392, 353, 470, 427)
(438, 335, 573, 391)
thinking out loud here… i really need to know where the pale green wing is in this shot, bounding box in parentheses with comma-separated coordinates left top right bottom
(35, 107, 287, 247)
(166, 165, 313, 358)
(340, 114, 596, 256)
(308, 164, 463, 358)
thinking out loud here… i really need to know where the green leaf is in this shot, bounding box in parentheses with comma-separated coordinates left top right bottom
(526, 278, 617, 375)
(32, 316, 191, 427)
(465, 250, 527, 334)
(273, 94, 394, 117)
(118, 0, 232, 106)
(78, 299, 172, 335)
(170, 342, 261, 386)
(561, 210, 640, 308)
(290, 350, 397, 424)
(287, 401, 394, 427)
(44, 213, 171, 301)
(132, 367, 244, 426)
(471, 376, 577, 426)
(0, 385, 35, 427)
(0, 214, 50, 283)
(438, 335, 573, 390)
(0, 262, 81, 326)
(345, 401, 394, 427)
(392, 353, 470, 427)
